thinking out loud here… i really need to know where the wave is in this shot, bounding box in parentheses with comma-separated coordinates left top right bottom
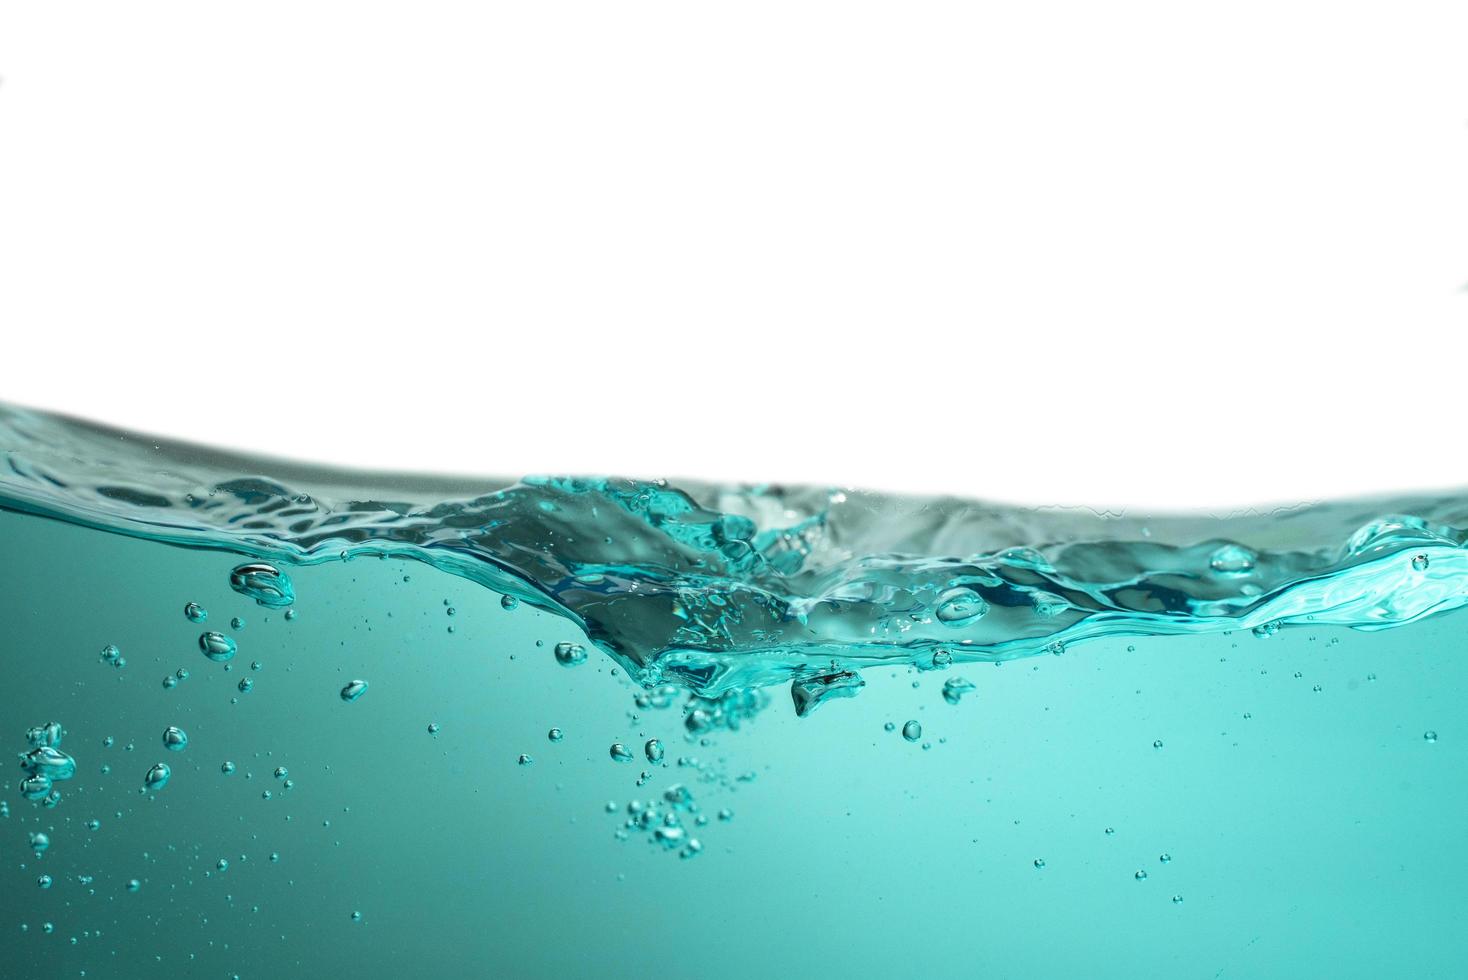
(3, 402, 1467, 699)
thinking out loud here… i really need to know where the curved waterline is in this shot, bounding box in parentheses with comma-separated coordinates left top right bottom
(3, 402, 1467, 697)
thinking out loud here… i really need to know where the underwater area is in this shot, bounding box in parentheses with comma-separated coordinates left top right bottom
(1, 403, 1465, 979)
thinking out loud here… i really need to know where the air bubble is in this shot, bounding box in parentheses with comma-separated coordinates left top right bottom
(933, 587, 989, 628)
(554, 642, 588, 667)
(229, 562, 295, 609)
(143, 763, 170, 791)
(902, 720, 923, 742)
(1209, 544, 1256, 576)
(340, 680, 369, 703)
(198, 632, 237, 662)
(941, 677, 976, 705)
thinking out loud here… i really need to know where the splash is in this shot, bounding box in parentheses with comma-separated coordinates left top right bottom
(2, 402, 1467, 699)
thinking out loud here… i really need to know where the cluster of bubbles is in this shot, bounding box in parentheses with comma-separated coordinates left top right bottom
(98, 644, 126, 669)
(607, 783, 711, 859)
(553, 642, 588, 667)
(17, 721, 75, 805)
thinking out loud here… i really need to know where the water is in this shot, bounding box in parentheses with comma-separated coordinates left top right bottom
(1, 404, 1466, 978)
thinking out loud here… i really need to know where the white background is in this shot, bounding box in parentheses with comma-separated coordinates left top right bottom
(1, 2, 1465, 508)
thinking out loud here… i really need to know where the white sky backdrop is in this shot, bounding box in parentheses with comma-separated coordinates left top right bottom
(2, 2, 1466, 508)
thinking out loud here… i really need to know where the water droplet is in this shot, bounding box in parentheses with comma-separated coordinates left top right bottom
(99, 644, 121, 665)
(1033, 858, 1046, 870)
(198, 632, 237, 662)
(1135, 870, 1149, 881)
(546, 728, 564, 743)
(237, 677, 253, 693)
(718, 808, 734, 822)
(427, 723, 440, 736)
(500, 595, 519, 611)
(229, 562, 295, 609)
(162, 727, 188, 752)
(1171, 894, 1183, 904)
(221, 761, 236, 775)
(162, 676, 177, 689)
(516, 753, 533, 766)
(216, 858, 229, 872)
(609, 743, 634, 763)
(340, 680, 369, 703)
(29, 831, 49, 853)
(1104, 827, 1115, 836)
(883, 721, 896, 732)
(176, 668, 189, 681)
(644, 739, 664, 764)
(934, 587, 990, 628)
(144, 763, 170, 791)
(37, 874, 52, 889)
(272, 767, 289, 781)
(902, 720, 923, 742)
(184, 602, 207, 623)
(126, 879, 141, 893)
(941, 677, 976, 705)
(1424, 730, 1439, 743)
(1412, 553, 1430, 572)
(1209, 544, 1256, 576)
(1159, 853, 1172, 864)
(230, 616, 246, 630)
(554, 642, 588, 667)
(87, 818, 100, 831)
(1152, 739, 1164, 749)
(351, 911, 362, 922)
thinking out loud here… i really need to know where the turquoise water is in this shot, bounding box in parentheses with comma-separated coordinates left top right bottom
(2, 404, 1466, 978)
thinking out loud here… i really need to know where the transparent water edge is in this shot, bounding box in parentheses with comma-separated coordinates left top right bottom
(6, 403, 1468, 699)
